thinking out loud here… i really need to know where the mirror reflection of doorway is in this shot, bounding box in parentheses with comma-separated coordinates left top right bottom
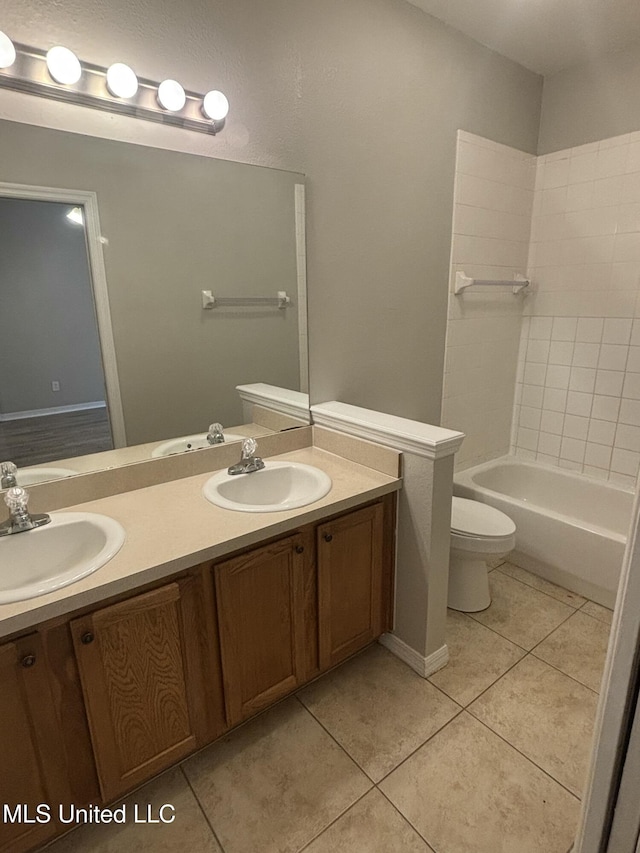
(0, 196, 114, 466)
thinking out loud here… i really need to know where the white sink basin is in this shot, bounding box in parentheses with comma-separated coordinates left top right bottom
(151, 432, 246, 458)
(0, 512, 125, 604)
(203, 462, 332, 512)
(15, 467, 77, 486)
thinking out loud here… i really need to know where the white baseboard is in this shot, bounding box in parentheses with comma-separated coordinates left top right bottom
(379, 633, 449, 678)
(0, 401, 106, 422)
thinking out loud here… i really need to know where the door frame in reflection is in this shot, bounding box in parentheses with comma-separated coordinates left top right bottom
(0, 181, 126, 448)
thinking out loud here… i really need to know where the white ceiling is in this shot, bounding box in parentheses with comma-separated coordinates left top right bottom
(406, 0, 640, 76)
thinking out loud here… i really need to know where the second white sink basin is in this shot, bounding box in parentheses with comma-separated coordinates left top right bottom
(0, 512, 125, 604)
(151, 432, 246, 457)
(203, 462, 332, 512)
(16, 467, 78, 486)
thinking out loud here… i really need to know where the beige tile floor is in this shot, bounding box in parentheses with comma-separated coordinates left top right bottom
(43, 561, 612, 853)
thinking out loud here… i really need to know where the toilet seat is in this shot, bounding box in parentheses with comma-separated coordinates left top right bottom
(451, 497, 515, 541)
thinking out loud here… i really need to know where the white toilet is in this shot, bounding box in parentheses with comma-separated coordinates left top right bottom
(448, 497, 516, 612)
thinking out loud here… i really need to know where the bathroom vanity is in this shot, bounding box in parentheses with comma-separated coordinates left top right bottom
(0, 442, 400, 853)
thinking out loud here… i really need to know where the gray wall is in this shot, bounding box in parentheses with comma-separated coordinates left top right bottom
(0, 123, 302, 444)
(538, 44, 640, 154)
(1, 0, 543, 425)
(0, 198, 105, 415)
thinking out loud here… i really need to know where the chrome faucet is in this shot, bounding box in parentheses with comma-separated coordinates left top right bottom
(0, 461, 18, 490)
(207, 422, 225, 445)
(0, 487, 51, 536)
(228, 438, 265, 475)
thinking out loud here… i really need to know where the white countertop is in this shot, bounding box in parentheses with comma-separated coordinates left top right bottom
(0, 446, 400, 638)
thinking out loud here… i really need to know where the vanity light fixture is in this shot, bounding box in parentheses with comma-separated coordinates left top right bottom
(0, 31, 15, 68)
(46, 45, 82, 85)
(202, 90, 229, 121)
(157, 78, 186, 112)
(0, 35, 229, 135)
(106, 62, 138, 99)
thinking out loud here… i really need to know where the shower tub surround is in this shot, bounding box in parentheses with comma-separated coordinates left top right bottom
(513, 130, 640, 487)
(455, 456, 632, 607)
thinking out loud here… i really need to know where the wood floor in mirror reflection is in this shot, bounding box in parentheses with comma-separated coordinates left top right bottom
(0, 407, 112, 467)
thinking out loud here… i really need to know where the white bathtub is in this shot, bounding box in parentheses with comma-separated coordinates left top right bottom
(454, 456, 635, 608)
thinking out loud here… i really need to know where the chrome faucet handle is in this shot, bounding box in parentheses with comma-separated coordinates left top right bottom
(241, 437, 258, 459)
(0, 461, 18, 490)
(227, 438, 265, 475)
(207, 423, 225, 445)
(0, 486, 51, 536)
(5, 486, 29, 512)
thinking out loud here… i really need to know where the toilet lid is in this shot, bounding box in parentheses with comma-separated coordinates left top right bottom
(451, 497, 515, 538)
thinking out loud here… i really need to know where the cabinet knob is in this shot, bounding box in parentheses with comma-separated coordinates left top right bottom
(81, 631, 95, 645)
(21, 654, 36, 668)
(295, 545, 304, 554)
(323, 533, 333, 543)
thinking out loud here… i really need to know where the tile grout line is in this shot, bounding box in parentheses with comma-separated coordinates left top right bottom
(529, 648, 602, 695)
(468, 710, 584, 802)
(180, 765, 228, 853)
(297, 689, 469, 794)
(493, 565, 588, 609)
(295, 789, 372, 852)
(375, 785, 441, 852)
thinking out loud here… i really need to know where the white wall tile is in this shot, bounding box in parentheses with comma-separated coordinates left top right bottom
(572, 342, 599, 368)
(526, 339, 551, 363)
(543, 387, 568, 412)
(524, 362, 547, 385)
(538, 432, 561, 455)
(566, 391, 593, 417)
(517, 427, 539, 451)
(619, 398, 640, 426)
(591, 395, 621, 422)
(564, 414, 589, 440)
(547, 341, 574, 367)
(598, 344, 629, 371)
(585, 442, 613, 469)
(627, 347, 640, 372)
(576, 317, 604, 343)
(588, 419, 617, 445)
(623, 373, 640, 399)
(560, 436, 586, 463)
(545, 364, 571, 389)
(609, 471, 638, 489)
(615, 423, 640, 452)
(595, 370, 625, 397)
(540, 409, 565, 434)
(521, 384, 544, 408)
(552, 317, 578, 341)
(519, 406, 542, 430)
(603, 318, 633, 344)
(611, 447, 640, 476)
(569, 367, 597, 393)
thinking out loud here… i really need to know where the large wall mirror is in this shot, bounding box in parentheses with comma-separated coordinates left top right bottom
(0, 119, 308, 484)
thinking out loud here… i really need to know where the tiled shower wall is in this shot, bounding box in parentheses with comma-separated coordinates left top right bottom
(441, 131, 535, 470)
(513, 131, 640, 488)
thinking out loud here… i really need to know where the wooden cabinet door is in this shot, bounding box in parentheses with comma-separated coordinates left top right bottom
(71, 575, 216, 801)
(215, 530, 316, 725)
(317, 502, 385, 669)
(0, 634, 71, 853)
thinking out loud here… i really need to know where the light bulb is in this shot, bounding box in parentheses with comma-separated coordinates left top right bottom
(66, 207, 84, 226)
(46, 45, 81, 85)
(157, 79, 186, 112)
(106, 62, 138, 99)
(202, 90, 229, 121)
(0, 31, 16, 69)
